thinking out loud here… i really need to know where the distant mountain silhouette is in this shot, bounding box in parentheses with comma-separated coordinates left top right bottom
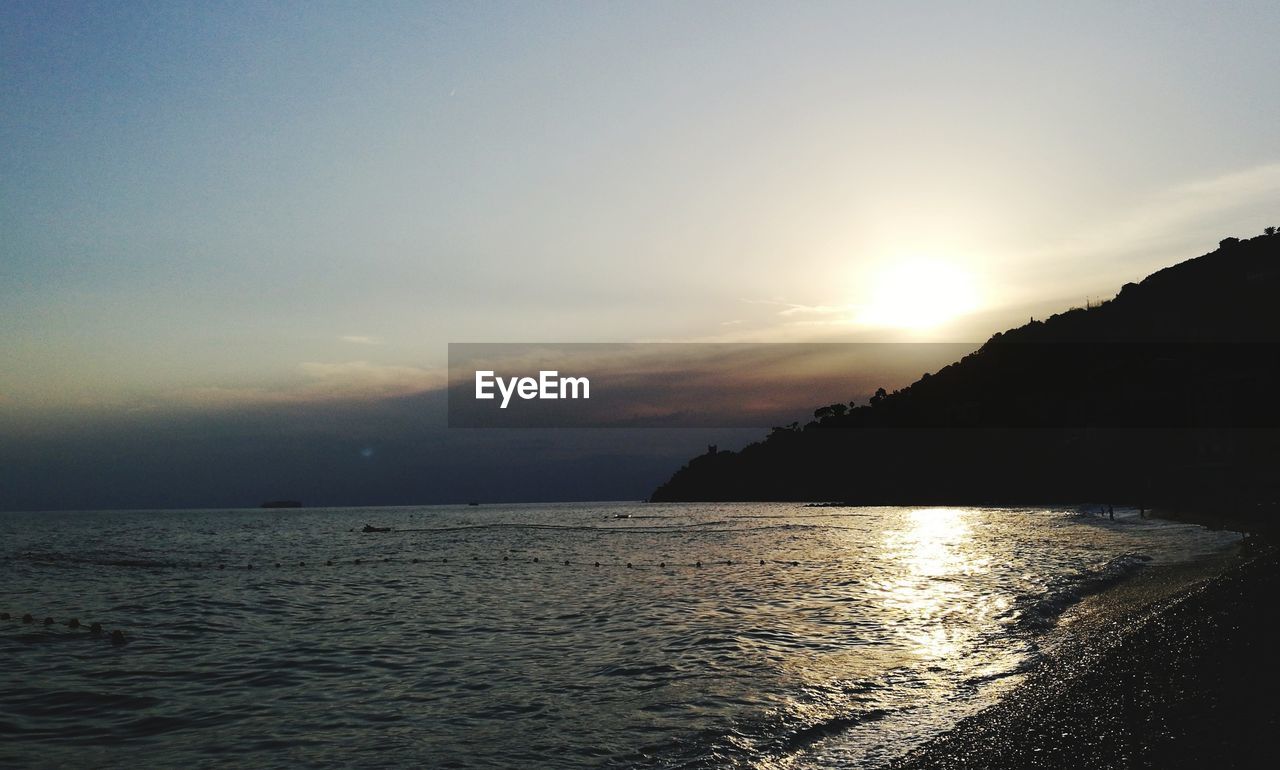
(652, 230, 1280, 520)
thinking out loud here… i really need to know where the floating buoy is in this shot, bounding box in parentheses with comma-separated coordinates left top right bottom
(275, 562, 281, 568)
(68, 618, 80, 628)
(218, 564, 225, 570)
(299, 562, 305, 567)
(354, 559, 362, 565)
(696, 561, 702, 568)
(533, 557, 539, 563)
(659, 562, 666, 568)
(564, 560, 570, 566)
(503, 556, 509, 561)
(110, 630, 126, 645)
(442, 557, 447, 563)
(626, 562, 633, 569)
(22, 614, 33, 624)
(246, 564, 253, 570)
(43, 616, 54, 626)
(0, 612, 9, 620)
(760, 559, 766, 566)
(326, 560, 333, 566)
(594, 561, 600, 568)
(90, 622, 102, 634)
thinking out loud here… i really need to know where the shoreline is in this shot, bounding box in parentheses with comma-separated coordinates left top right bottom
(1151, 506, 1280, 538)
(884, 541, 1276, 769)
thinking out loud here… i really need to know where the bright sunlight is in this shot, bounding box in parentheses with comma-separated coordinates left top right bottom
(858, 258, 981, 330)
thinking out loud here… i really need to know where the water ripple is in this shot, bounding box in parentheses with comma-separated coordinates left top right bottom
(0, 503, 1238, 768)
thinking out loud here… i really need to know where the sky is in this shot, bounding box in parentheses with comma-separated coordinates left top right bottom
(3, 1, 1280, 508)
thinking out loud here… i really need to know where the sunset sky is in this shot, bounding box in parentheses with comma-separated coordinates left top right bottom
(3, 2, 1280, 508)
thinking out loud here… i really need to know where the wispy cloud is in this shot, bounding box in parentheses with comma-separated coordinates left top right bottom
(777, 304, 854, 317)
(739, 298, 857, 317)
(783, 316, 860, 327)
(1156, 162, 1280, 222)
(339, 334, 384, 345)
(298, 360, 440, 397)
(1028, 161, 1280, 281)
(171, 361, 445, 408)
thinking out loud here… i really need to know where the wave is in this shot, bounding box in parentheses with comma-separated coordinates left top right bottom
(612, 703, 895, 769)
(1006, 552, 1151, 631)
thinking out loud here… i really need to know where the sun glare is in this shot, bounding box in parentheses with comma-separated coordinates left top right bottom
(858, 258, 981, 330)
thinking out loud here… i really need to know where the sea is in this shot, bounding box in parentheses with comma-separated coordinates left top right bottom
(0, 503, 1240, 769)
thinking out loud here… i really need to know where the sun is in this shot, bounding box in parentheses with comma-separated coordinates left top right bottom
(858, 257, 981, 330)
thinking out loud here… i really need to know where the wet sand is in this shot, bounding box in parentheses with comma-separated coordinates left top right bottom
(888, 542, 1279, 769)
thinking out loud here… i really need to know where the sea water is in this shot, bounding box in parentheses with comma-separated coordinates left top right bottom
(0, 503, 1239, 768)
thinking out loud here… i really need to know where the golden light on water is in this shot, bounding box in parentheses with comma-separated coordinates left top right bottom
(858, 258, 981, 330)
(897, 508, 973, 576)
(880, 508, 990, 660)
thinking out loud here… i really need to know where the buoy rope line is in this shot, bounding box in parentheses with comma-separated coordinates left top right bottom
(3, 554, 809, 646)
(0, 612, 128, 645)
(13, 551, 806, 571)
(365, 522, 854, 534)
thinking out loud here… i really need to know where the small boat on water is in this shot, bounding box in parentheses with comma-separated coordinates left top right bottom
(361, 524, 392, 533)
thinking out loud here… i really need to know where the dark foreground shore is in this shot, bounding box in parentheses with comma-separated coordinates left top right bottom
(889, 543, 1280, 769)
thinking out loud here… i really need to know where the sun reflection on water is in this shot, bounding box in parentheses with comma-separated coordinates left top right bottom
(880, 508, 994, 660)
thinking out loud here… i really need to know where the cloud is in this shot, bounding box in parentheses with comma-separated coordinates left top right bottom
(339, 334, 384, 345)
(1027, 161, 1280, 282)
(738, 298, 857, 317)
(1161, 162, 1280, 218)
(1120, 162, 1280, 243)
(297, 360, 443, 398)
(783, 316, 860, 327)
(171, 361, 446, 408)
(734, 298, 866, 329)
(777, 303, 854, 317)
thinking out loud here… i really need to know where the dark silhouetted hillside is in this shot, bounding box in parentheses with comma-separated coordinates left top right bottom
(651, 231, 1280, 521)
